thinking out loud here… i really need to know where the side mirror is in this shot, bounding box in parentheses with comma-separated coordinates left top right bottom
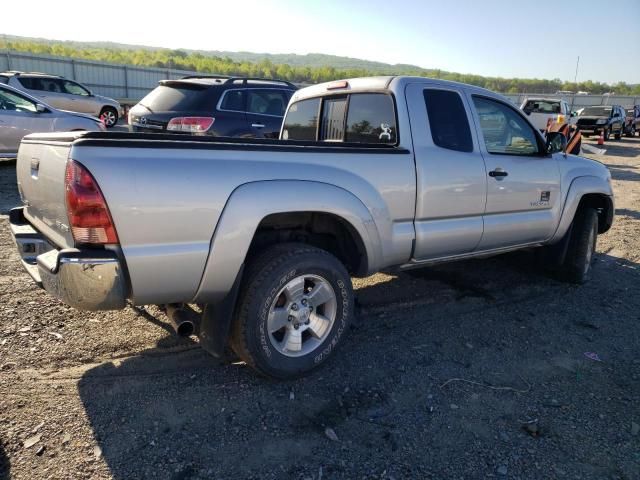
(570, 111, 576, 117)
(35, 103, 47, 113)
(523, 107, 532, 115)
(546, 131, 567, 154)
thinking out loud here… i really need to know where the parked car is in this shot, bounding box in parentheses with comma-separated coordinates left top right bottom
(10, 76, 614, 378)
(128, 76, 297, 138)
(0, 83, 104, 158)
(521, 97, 574, 131)
(575, 105, 626, 140)
(1, 71, 122, 128)
(623, 105, 640, 137)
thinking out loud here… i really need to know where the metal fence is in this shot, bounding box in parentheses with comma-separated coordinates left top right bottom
(504, 93, 640, 109)
(2, 50, 640, 108)
(1, 50, 200, 101)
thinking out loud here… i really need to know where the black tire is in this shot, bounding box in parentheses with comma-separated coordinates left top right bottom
(603, 128, 610, 141)
(614, 125, 622, 140)
(99, 106, 118, 128)
(230, 243, 353, 379)
(560, 207, 598, 284)
(625, 125, 634, 137)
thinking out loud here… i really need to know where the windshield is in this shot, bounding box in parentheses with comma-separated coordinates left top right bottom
(627, 109, 636, 116)
(523, 100, 561, 114)
(138, 84, 211, 112)
(580, 106, 611, 116)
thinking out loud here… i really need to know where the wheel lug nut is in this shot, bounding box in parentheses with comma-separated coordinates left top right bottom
(291, 303, 298, 311)
(294, 323, 300, 330)
(288, 315, 294, 322)
(301, 299, 307, 306)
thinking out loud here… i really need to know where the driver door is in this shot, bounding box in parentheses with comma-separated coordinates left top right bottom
(468, 95, 562, 250)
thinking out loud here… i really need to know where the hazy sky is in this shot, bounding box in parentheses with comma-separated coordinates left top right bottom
(3, 0, 639, 84)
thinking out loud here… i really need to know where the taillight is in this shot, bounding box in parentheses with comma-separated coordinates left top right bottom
(65, 161, 118, 245)
(167, 117, 215, 133)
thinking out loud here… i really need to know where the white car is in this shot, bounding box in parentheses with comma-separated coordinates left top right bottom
(521, 97, 574, 131)
(0, 83, 105, 159)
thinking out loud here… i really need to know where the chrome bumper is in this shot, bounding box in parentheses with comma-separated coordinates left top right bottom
(9, 207, 128, 310)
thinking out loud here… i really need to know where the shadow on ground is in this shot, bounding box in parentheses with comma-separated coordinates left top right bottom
(77, 250, 640, 479)
(0, 439, 9, 480)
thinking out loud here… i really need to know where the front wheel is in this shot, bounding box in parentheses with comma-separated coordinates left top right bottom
(560, 207, 598, 284)
(230, 243, 353, 379)
(614, 125, 622, 140)
(603, 128, 610, 141)
(99, 107, 118, 128)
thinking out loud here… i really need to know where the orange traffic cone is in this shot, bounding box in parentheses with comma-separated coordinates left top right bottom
(597, 132, 604, 145)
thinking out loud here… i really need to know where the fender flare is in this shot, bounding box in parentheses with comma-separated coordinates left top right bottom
(549, 175, 614, 243)
(192, 180, 382, 305)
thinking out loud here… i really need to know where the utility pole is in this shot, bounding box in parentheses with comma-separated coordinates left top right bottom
(574, 56, 580, 84)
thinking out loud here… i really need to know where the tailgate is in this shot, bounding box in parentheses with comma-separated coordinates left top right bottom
(16, 138, 75, 249)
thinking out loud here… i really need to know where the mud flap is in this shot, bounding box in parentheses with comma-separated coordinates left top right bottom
(542, 223, 574, 269)
(198, 264, 244, 358)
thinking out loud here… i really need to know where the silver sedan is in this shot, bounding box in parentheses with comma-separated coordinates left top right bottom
(0, 83, 104, 158)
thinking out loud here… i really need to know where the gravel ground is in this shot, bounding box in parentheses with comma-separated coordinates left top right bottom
(0, 138, 639, 480)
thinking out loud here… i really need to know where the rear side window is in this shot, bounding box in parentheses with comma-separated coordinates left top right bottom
(344, 94, 397, 144)
(138, 85, 211, 112)
(281, 97, 320, 141)
(219, 90, 245, 112)
(247, 89, 289, 116)
(18, 77, 62, 93)
(423, 89, 472, 152)
(0, 76, 8, 84)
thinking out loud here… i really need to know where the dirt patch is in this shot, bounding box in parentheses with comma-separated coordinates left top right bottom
(1, 138, 639, 479)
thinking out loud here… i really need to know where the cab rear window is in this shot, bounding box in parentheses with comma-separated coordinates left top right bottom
(283, 93, 397, 144)
(523, 100, 561, 114)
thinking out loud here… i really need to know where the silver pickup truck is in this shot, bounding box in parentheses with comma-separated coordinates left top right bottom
(9, 76, 614, 378)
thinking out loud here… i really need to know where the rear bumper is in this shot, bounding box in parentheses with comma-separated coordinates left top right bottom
(9, 207, 128, 311)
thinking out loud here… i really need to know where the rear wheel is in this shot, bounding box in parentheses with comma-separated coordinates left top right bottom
(99, 107, 118, 128)
(560, 207, 598, 284)
(230, 243, 353, 379)
(614, 124, 622, 140)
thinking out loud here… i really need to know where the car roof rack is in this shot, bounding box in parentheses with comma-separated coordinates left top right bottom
(225, 77, 296, 88)
(180, 75, 295, 88)
(181, 74, 233, 80)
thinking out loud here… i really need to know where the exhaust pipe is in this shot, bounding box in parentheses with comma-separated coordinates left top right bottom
(165, 303, 199, 337)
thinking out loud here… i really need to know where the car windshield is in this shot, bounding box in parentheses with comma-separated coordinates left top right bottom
(523, 100, 561, 114)
(580, 107, 611, 116)
(0, 88, 37, 113)
(627, 109, 635, 116)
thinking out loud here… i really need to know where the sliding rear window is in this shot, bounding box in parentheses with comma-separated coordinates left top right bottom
(283, 93, 397, 144)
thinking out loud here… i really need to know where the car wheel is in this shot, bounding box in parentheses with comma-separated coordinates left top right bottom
(614, 125, 622, 140)
(603, 128, 610, 141)
(230, 243, 353, 379)
(99, 107, 118, 128)
(560, 207, 598, 284)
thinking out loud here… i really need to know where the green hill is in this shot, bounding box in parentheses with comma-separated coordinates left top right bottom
(1, 34, 638, 95)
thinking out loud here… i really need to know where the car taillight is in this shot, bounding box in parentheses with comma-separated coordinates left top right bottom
(65, 161, 118, 245)
(167, 117, 215, 132)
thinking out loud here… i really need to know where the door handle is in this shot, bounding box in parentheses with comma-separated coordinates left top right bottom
(251, 123, 265, 128)
(489, 169, 508, 178)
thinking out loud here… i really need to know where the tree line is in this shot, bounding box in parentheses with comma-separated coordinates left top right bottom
(2, 38, 638, 95)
